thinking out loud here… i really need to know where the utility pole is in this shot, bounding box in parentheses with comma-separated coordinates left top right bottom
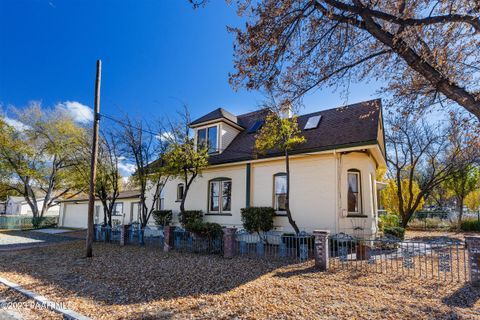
(86, 60, 101, 258)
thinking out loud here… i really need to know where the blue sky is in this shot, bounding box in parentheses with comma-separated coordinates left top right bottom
(0, 0, 380, 125)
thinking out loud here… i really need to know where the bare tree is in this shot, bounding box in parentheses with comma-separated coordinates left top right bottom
(443, 114, 480, 223)
(386, 114, 463, 227)
(95, 130, 122, 227)
(163, 107, 209, 214)
(227, 1, 480, 120)
(120, 117, 170, 228)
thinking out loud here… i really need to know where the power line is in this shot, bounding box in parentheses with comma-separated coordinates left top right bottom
(98, 112, 160, 137)
(97, 111, 261, 157)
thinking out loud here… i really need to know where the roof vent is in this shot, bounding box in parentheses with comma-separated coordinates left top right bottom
(304, 115, 322, 130)
(247, 120, 264, 134)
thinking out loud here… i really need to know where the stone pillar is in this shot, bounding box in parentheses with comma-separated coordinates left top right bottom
(223, 228, 237, 259)
(120, 225, 129, 246)
(465, 236, 480, 286)
(163, 226, 176, 252)
(313, 230, 330, 271)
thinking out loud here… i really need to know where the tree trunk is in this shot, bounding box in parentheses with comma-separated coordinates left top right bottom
(285, 150, 300, 235)
(401, 210, 415, 228)
(457, 197, 464, 225)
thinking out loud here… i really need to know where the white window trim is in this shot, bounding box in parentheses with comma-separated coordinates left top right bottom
(176, 184, 184, 202)
(196, 124, 219, 154)
(112, 202, 124, 216)
(347, 171, 362, 215)
(273, 173, 287, 214)
(208, 179, 232, 214)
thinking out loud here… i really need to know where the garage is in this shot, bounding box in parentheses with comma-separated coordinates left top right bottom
(61, 202, 88, 228)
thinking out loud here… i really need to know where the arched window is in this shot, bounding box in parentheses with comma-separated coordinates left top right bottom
(209, 178, 232, 213)
(177, 183, 184, 201)
(274, 173, 287, 212)
(347, 169, 362, 214)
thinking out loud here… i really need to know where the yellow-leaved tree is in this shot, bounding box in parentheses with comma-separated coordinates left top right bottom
(255, 108, 306, 234)
(465, 189, 480, 214)
(382, 179, 425, 222)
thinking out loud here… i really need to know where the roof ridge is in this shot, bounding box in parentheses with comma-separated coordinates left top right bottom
(236, 99, 381, 119)
(297, 99, 381, 118)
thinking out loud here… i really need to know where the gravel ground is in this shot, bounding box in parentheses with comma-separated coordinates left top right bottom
(0, 231, 478, 319)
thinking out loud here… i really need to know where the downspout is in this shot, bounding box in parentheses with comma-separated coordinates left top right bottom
(335, 151, 343, 234)
(245, 163, 251, 208)
(333, 151, 340, 234)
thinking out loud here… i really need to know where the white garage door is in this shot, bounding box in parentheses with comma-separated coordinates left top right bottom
(62, 203, 88, 228)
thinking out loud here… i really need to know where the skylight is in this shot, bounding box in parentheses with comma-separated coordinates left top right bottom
(247, 120, 264, 134)
(304, 115, 322, 130)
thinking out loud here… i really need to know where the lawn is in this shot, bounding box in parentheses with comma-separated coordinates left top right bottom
(0, 231, 478, 319)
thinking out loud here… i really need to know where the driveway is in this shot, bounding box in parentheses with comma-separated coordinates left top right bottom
(0, 230, 83, 251)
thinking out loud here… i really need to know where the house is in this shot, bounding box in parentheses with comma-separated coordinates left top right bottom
(158, 99, 387, 237)
(3, 195, 60, 217)
(58, 190, 144, 228)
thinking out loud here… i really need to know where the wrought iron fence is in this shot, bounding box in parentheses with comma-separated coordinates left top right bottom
(234, 231, 315, 262)
(0, 216, 58, 230)
(329, 233, 468, 282)
(173, 228, 223, 254)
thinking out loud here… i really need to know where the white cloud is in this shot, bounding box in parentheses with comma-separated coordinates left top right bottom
(55, 101, 93, 124)
(117, 159, 136, 177)
(4, 117, 28, 131)
(156, 131, 174, 142)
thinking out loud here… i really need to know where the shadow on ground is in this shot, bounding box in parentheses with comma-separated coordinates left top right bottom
(0, 241, 287, 306)
(443, 283, 480, 309)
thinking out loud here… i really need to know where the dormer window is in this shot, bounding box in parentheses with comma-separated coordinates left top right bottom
(197, 125, 218, 153)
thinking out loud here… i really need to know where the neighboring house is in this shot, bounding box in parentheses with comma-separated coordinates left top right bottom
(4, 195, 60, 217)
(58, 190, 146, 228)
(157, 99, 387, 237)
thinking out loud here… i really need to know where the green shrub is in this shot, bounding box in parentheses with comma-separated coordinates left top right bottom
(178, 210, 203, 228)
(384, 226, 405, 240)
(241, 207, 275, 234)
(378, 214, 400, 232)
(460, 219, 480, 232)
(186, 221, 223, 238)
(152, 210, 172, 227)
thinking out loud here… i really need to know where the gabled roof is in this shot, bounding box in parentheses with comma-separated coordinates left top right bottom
(207, 99, 383, 165)
(190, 108, 239, 127)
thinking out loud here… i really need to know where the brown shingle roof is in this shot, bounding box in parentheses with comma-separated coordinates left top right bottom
(207, 99, 382, 165)
(190, 108, 239, 127)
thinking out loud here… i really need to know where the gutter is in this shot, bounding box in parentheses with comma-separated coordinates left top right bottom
(207, 140, 379, 168)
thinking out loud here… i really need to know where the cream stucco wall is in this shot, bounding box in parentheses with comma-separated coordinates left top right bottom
(59, 198, 141, 228)
(159, 149, 381, 236)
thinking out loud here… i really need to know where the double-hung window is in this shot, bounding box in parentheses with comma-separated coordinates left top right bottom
(112, 202, 123, 216)
(347, 170, 362, 214)
(177, 184, 184, 201)
(197, 126, 218, 153)
(274, 173, 287, 212)
(209, 179, 231, 213)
